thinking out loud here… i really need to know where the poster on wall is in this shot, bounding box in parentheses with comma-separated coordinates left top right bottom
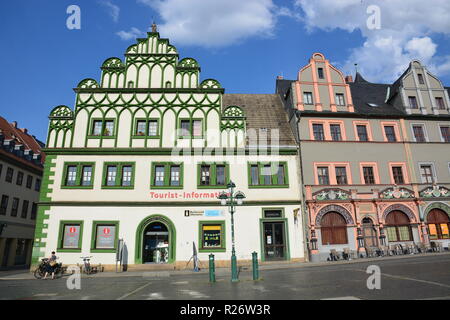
(63, 225, 80, 248)
(96, 226, 116, 249)
(202, 225, 221, 248)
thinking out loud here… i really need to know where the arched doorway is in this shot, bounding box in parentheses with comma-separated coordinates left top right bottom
(362, 217, 378, 247)
(135, 215, 176, 264)
(385, 210, 413, 242)
(321, 212, 348, 245)
(143, 222, 169, 263)
(427, 209, 450, 240)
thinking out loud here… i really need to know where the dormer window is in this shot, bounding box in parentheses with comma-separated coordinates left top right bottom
(318, 68, 324, 79)
(408, 96, 418, 109)
(417, 74, 424, 84)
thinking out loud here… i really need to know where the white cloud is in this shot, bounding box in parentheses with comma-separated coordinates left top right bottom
(99, 0, 120, 23)
(294, 0, 450, 82)
(137, 0, 283, 47)
(116, 27, 145, 41)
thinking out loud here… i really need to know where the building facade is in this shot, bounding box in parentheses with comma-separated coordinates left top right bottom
(277, 53, 450, 261)
(32, 28, 306, 270)
(0, 118, 44, 268)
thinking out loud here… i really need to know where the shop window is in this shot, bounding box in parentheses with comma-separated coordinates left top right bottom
(385, 211, 412, 242)
(58, 221, 83, 251)
(427, 209, 450, 240)
(199, 221, 226, 252)
(91, 222, 119, 251)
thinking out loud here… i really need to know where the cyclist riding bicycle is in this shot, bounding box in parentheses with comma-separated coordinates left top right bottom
(43, 251, 58, 280)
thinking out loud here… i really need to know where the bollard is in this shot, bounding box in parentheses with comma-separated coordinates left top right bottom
(252, 251, 259, 280)
(209, 253, 216, 283)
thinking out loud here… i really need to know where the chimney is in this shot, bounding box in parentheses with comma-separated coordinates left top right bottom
(345, 75, 353, 83)
(276, 75, 284, 80)
(11, 121, 18, 128)
(20, 128, 28, 135)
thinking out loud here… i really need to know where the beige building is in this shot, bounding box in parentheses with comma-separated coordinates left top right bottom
(0, 117, 44, 268)
(277, 54, 450, 261)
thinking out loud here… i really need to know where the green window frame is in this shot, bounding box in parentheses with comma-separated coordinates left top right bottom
(198, 220, 226, 252)
(61, 162, 96, 189)
(102, 162, 135, 189)
(177, 118, 204, 139)
(90, 221, 120, 253)
(57, 220, 84, 252)
(247, 162, 289, 188)
(150, 162, 184, 189)
(197, 162, 230, 189)
(88, 118, 116, 138)
(132, 118, 160, 138)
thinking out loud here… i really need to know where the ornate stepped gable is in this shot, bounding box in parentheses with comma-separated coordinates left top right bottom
(46, 28, 247, 149)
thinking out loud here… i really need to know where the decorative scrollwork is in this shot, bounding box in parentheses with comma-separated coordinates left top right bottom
(420, 185, 450, 198)
(313, 188, 351, 201)
(49, 105, 74, 119)
(178, 58, 199, 69)
(223, 106, 245, 118)
(200, 79, 221, 89)
(77, 78, 99, 89)
(102, 57, 124, 69)
(380, 186, 414, 199)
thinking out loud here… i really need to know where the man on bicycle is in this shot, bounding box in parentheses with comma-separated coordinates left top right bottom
(43, 251, 58, 280)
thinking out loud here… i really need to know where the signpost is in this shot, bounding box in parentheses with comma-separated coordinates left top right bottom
(116, 239, 124, 273)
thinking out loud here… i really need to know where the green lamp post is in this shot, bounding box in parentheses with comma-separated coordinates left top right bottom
(218, 181, 246, 282)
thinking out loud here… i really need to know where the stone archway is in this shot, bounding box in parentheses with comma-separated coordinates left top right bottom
(135, 215, 176, 264)
(382, 204, 416, 223)
(424, 202, 450, 222)
(315, 204, 355, 226)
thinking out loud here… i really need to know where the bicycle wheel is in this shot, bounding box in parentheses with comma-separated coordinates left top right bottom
(33, 268, 43, 279)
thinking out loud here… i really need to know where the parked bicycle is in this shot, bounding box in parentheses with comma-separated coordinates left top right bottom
(80, 256, 96, 274)
(34, 258, 64, 280)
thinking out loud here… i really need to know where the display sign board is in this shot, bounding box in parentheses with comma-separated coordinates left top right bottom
(63, 225, 80, 248)
(202, 225, 222, 248)
(96, 225, 116, 249)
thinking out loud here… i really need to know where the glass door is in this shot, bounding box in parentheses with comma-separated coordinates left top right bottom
(263, 222, 286, 260)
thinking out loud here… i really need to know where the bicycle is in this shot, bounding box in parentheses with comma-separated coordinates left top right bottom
(34, 258, 64, 279)
(80, 256, 96, 274)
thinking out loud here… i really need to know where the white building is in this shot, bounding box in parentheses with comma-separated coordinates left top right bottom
(32, 27, 306, 270)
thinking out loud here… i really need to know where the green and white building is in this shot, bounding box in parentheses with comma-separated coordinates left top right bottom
(32, 27, 306, 270)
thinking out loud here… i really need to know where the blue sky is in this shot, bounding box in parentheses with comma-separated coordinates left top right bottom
(1, 0, 449, 141)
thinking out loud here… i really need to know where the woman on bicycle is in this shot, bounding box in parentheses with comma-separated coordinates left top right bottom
(43, 251, 58, 280)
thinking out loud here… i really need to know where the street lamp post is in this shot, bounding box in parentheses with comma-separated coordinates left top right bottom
(218, 181, 245, 282)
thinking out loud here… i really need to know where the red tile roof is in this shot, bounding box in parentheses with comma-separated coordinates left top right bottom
(0, 116, 45, 166)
